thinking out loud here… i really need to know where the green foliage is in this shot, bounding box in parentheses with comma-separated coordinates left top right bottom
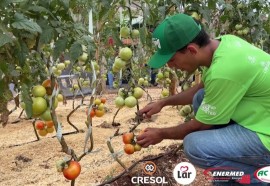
(12, 13, 42, 33)
(0, 33, 14, 48)
(0, 0, 269, 117)
(70, 41, 83, 62)
(21, 83, 33, 118)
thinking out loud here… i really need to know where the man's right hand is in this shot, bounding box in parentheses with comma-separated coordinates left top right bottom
(138, 101, 164, 118)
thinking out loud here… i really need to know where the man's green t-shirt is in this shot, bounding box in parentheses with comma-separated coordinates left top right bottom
(196, 35, 270, 151)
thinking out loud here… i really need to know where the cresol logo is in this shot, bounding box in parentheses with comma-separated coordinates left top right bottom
(254, 166, 270, 183)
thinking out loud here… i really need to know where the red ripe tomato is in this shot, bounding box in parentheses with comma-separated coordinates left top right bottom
(90, 109, 96, 118)
(63, 161, 81, 180)
(86, 108, 96, 118)
(108, 36, 114, 46)
(35, 121, 45, 130)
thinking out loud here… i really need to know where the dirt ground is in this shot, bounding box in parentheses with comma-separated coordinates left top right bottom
(0, 87, 211, 186)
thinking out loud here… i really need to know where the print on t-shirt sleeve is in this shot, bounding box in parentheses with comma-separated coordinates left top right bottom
(195, 78, 247, 125)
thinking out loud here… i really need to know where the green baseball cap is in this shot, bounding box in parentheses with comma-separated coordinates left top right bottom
(148, 13, 201, 69)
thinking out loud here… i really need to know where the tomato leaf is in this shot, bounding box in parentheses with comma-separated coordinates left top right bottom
(11, 13, 42, 33)
(59, 0, 69, 10)
(207, 0, 217, 9)
(0, 33, 14, 48)
(38, 20, 54, 45)
(53, 37, 68, 59)
(14, 41, 29, 66)
(0, 0, 27, 7)
(21, 84, 33, 118)
(70, 41, 82, 62)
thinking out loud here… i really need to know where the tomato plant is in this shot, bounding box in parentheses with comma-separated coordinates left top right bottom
(0, 0, 269, 185)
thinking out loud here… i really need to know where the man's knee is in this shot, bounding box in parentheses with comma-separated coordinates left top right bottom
(183, 132, 214, 168)
(183, 133, 198, 159)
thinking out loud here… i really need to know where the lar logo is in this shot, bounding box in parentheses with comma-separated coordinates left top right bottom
(143, 161, 157, 175)
(173, 162, 196, 185)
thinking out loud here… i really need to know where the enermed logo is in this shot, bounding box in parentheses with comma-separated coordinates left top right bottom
(203, 167, 250, 184)
(255, 166, 270, 183)
(131, 161, 168, 184)
(173, 162, 196, 185)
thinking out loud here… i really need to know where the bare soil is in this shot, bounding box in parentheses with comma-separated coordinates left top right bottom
(0, 87, 211, 186)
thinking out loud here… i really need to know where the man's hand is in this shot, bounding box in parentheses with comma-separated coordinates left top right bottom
(136, 128, 163, 148)
(136, 119, 213, 148)
(138, 102, 164, 118)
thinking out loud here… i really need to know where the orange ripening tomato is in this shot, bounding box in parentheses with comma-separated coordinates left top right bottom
(122, 132, 134, 144)
(42, 79, 58, 95)
(100, 98, 106, 104)
(45, 120, 54, 128)
(63, 161, 81, 180)
(124, 144, 135, 155)
(95, 109, 104, 117)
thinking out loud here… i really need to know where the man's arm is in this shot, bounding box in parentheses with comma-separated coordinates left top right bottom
(136, 119, 212, 147)
(160, 82, 204, 107)
(138, 82, 204, 117)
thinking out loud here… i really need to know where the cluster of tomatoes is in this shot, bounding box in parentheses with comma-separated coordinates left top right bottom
(155, 68, 174, 98)
(179, 105, 194, 119)
(114, 87, 144, 109)
(35, 120, 55, 136)
(122, 132, 142, 155)
(20, 79, 63, 136)
(87, 98, 106, 118)
(56, 160, 81, 180)
(112, 47, 132, 73)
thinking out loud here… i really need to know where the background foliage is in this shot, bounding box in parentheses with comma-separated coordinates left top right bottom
(0, 0, 269, 120)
